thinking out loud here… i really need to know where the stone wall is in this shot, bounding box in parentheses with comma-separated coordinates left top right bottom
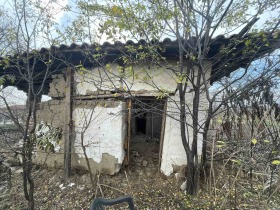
(37, 99, 66, 128)
(48, 74, 66, 98)
(35, 99, 66, 167)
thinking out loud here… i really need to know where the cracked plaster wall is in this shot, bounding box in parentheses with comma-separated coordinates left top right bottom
(36, 59, 210, 176)
(48, 73, 66, 98)
(75, 62, 211, 176)
(35, 99, 66, 167)
(73, 101, 126, 175)
(37, 100, 66, 128)
(160, 64, 211, 176)
(75, 63, 178, 95)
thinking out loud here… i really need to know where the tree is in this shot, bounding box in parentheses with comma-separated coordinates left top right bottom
(65, 0, 280, 195)
(0, 0, 279, 203)
(0, 0, 67, 209)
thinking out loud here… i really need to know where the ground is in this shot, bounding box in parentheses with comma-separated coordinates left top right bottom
(1, 134, 189, 209)
(1, 134, 280, 209)
(1, 159, 187, 209)
(1, 162, 279, 209)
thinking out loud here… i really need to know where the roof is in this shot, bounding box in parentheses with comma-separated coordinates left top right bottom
(0, 31, 279, 94)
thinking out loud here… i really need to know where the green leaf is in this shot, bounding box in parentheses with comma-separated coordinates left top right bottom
(217, 141, 225, 144)
(245, 39, 251, 46)
(106, 64, 111, 71)
(231, 159, 242, 164)
(263, 140, 270, 143)
(251, 138, 257, 145)
(271, 160, 280, 165)
(216, 117, 222, 124)
(216, 141, 225, 148)
(273, 33, 278, 39)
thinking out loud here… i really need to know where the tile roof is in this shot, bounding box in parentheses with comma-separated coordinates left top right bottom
(0, 31, 279, 94)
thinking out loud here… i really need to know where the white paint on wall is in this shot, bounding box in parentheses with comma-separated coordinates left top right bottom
(75, 65, 122, 95)
(122, 64, 177, 92)
(160, 91, 207, 176)
(73, 102, 126, 164)
(75, 62, 178, 95)
(160, 94, 188, 176)
(160, 63, 211, 176)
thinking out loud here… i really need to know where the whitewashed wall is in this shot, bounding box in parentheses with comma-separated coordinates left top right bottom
(160, 64, 211, 176)
(73, 102, 126, 172)
(160, 91, 208, 175)
(74, 61, 211, 176)
(75, 63, 178, 95)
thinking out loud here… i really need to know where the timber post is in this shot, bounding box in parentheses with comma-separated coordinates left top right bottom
(64, 68, 74, 179)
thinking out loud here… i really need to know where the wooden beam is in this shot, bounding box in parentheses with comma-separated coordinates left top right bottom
(158, 98, 167, 173)
(123, 99, 132, 166)
(64, 68, 74, 179)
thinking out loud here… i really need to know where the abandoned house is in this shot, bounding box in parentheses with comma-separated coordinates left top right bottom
(0, 32, 279, 176)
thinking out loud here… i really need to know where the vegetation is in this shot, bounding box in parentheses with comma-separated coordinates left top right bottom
(69, 0, 280, 195)
(0, 0, 279, 209)
(0, 0, 67, 209)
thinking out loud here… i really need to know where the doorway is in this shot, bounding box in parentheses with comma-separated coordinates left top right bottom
(127, 97, 166, 171)
(135, 112, 146, 134)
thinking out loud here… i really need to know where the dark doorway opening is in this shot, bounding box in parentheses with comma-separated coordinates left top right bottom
(135, 113, 146, 134)
(127, 97, 166, 172)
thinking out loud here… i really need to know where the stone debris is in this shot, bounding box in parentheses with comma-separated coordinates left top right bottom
(59, 183, 66, 190)
(142, 160, 148, 167)
(68, 182, 75, 187)
(180, 181, 187, 191)
(14, 168, 23, 174)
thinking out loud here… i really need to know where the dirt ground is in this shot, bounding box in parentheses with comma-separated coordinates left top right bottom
(1, 160, 280, 209)
(0, 134, 189, 210)
(0, 161, 187, 209)
(1, 134, 280, 209)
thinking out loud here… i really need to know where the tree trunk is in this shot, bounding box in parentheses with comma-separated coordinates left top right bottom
(178, 81, 199, 195)
(186, 151, 199, 195)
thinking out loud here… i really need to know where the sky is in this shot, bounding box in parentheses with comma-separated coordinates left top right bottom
(0, 0, 69, 106)
(0, 0, 279, 106)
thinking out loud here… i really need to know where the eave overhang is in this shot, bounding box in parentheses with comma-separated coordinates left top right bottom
(0, 31, 279, 94)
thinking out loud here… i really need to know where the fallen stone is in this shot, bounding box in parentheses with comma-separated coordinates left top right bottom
(142, 160, 148, 167)
(149, 163, 155, 168)
(78, 185, 85, 190)
(135, 158, 142, 163)
(2, 161, 10, 168)
(68, 183, 75, 187)
(180, 181, 186, 191)
(138, 170, 144, 176)
(135, 162, 141, 167)
(0, 185, 6, 192)
(14, 168, 23, 174)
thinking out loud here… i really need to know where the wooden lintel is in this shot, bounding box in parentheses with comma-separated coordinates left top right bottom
(75, 93, 123, 100)
(74, 91, 174, 100)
